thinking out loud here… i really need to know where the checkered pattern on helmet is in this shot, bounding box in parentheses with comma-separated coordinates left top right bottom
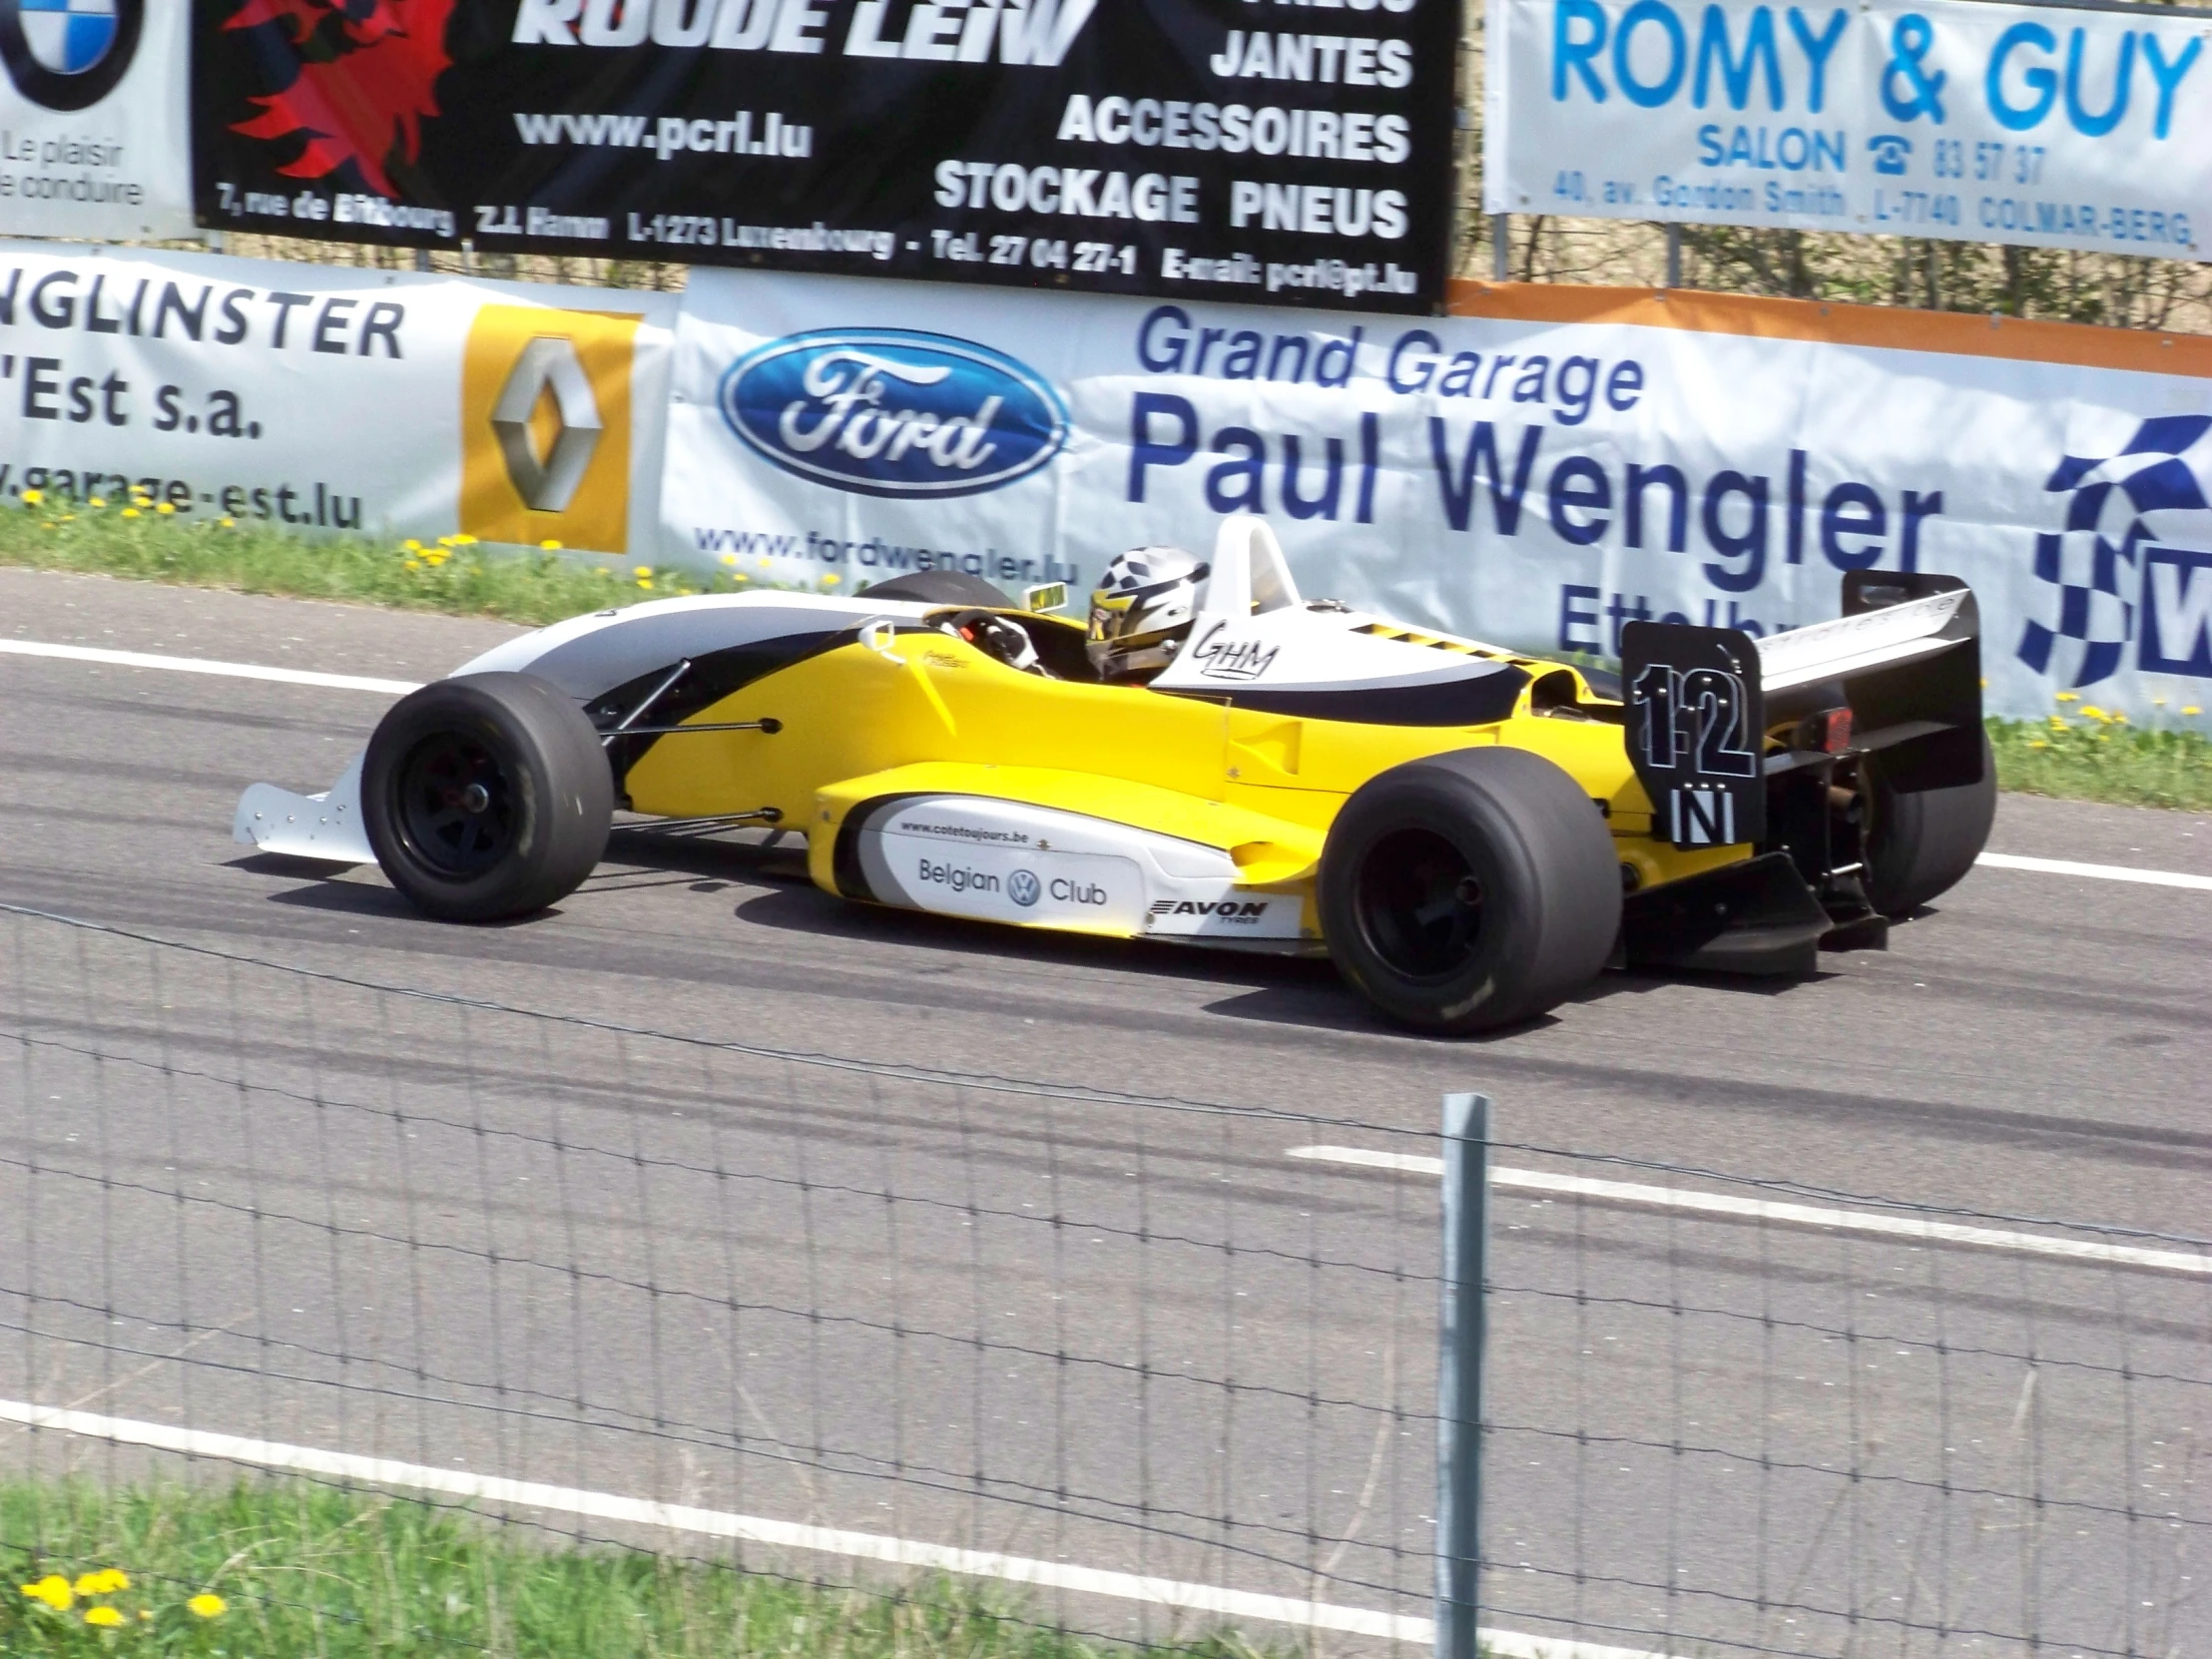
(2017, 414, 2212, 689)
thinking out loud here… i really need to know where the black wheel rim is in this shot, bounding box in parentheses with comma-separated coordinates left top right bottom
(394, 730, 518, 877)
(1354, 828, 1486, 981)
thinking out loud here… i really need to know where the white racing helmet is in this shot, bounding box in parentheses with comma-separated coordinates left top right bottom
(1087, 546, 1208, 680)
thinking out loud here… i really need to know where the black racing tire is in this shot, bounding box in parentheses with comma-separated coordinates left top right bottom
(1862, 732, 1996, 916)
(1320, 749, 1621, 1035)
(861, 571, 1016, 607)
(362, 672, 613, 923)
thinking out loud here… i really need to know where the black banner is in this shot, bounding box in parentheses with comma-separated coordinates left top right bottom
(192, 0, 1458, 313)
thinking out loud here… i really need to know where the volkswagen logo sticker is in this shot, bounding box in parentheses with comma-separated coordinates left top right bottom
(1007, 869, 1042, 907)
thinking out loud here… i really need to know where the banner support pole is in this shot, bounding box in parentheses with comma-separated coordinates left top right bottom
(1664, 223, 1682, 288)
(1491, 215, 1510, 281)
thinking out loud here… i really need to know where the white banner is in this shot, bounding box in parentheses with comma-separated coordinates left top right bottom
(0, 241, 673, 555)
(0, 0, 192, 240)
(666, 267, 2212, 726)
(1484, 0, 2210, 260)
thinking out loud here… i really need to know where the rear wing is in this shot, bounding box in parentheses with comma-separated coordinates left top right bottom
(1622, 573, 1982, 850)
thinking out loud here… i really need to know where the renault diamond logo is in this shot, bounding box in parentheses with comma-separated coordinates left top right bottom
(491, 335, 603, 514)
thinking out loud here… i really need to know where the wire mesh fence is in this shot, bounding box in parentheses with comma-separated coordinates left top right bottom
(1, 900, 2205, 1657)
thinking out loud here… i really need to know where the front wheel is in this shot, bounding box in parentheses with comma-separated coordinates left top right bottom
(362, 672, 613, 922)
(1320, 749, 1621, 1034)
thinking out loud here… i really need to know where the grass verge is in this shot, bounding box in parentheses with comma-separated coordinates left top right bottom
(3, 1480, 1257, 1659)
(0, 499, 2204, 811)
(0, 492, 764, 627)
(1986, 699, 2212, 812)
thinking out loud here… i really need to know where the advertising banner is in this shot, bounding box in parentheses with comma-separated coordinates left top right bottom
(1484, 0, 2210, 260)
(0, 0, 193, 239)
(190, 0, 1457, 313)
(664, 266, 2212, 724)
(0, 241, 673, 554)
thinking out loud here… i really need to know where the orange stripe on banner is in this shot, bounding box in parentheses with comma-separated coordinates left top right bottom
(1445, 280, 2212, 380)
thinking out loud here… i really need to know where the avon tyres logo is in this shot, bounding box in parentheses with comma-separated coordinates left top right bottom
(460, 305, 641, 554)
(719, 328, 1068, 499)
(0, 0, 140, 111)
(219, 0, 453, 198)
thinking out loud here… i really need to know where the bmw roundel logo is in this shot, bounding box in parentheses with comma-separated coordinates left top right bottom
(1007, 869, 1041, 907)
(0, 0, 140, 111)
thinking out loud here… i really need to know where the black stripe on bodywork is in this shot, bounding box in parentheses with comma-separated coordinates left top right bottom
(1176, 667, 1529, 727)
(830, 794, 925, 901)
(589, 629, 849, 785)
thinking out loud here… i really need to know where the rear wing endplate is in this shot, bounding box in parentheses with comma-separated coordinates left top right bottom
(1623, 573, 1981, 850)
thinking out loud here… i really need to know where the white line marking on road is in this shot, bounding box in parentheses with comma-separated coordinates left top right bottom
(0, 1397, 1669, 1659)
(0, 638, 420, 696)
(1285, 1148, 2210, 1277)
(1974, 850, 2212, 892)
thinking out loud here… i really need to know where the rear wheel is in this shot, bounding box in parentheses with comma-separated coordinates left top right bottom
(363, 672, 613, 922)
(1862, 732, 1996, 915)
(1320, 749, 1621, 1034)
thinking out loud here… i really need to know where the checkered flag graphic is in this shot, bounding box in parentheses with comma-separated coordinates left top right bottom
(2018, 414, 2212, 688)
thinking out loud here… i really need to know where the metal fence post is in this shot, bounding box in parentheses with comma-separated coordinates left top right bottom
(1491, 215, 1511, 281)
(1435, 1091, 1491, 1659)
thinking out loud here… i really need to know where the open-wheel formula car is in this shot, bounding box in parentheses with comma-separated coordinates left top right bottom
(236, 516, 1994, 1034)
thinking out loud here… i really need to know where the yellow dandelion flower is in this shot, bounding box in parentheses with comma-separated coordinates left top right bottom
(756, 556, 770, 568)
(84, 1605, 124, 1627)
(2153, 697, 2169, 707)
(2079, 705, 2108, 721)
(403, 538, 423, 552)
(120, 507, 140, 519)
(734, 573, 749, 583)
(20, 487, 42, 505)
(23, 1574, 73, 1610)
(138, 1610, 151, 1621)
(60, 513, 75, 522)
(88, 496, 105, 508)
(2053, 691, 2077, 703)
(636, 577, 654, 590)
(2047, 715, 2067, 729)
(156, 501, 176, 514)
(2109, 711, 2127, 724)
(719, 552, 738, 566)
(74, 1569, 129, 1595)
(436, 534, 457, 547)
(403, 558, 422, 572)
(822, 574, 840, 587)
(2027, 740, 2048, 749)
(187, 1593, 227, 1619)
(219, 517, 236, 528)
(2185, 706, 2202, 716)
(539, 538, 562, 550)
(633, 564, 652, 576)
(594, 565, 614, 577)
(451, 532, 478, 545)
(41, 520, 57, 528)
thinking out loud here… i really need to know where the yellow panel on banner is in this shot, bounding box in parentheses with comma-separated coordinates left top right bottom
(460, 305, 642, 554)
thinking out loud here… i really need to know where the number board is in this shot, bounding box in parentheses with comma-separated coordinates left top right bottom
(1621, 623, 1767, 850)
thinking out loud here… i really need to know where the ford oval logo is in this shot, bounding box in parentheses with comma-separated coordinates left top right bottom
(719, 328, 1068, 499)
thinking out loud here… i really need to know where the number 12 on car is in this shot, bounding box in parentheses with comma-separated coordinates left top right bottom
(1622, 624, 1767, 849)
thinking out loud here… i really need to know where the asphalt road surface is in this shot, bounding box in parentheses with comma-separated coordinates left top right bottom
(1, 568, 2205, 1659)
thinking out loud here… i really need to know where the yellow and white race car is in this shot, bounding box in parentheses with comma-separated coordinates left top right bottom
(235, 517, 1993, 1033)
